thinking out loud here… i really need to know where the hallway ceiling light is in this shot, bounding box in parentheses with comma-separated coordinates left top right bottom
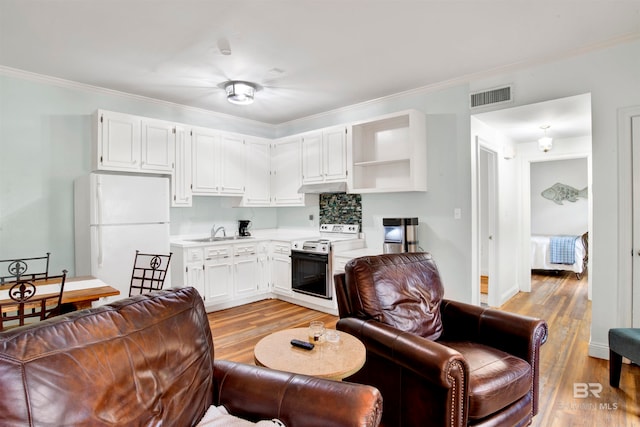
(224, 81, 258, 105)
(538, 125, 553, 152)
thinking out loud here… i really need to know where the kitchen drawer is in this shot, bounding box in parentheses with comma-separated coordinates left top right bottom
(186, 248, 204, 263)
(271, 241, 291, 255)
(234, 243, 257, 256)
(204, 245, 232, 260)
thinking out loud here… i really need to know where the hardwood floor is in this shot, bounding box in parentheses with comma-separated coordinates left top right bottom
(503, 271, 639, 427)
(208, 272, 639, 426)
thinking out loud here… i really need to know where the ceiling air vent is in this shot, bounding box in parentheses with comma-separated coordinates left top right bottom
(469, 85, 512, 109)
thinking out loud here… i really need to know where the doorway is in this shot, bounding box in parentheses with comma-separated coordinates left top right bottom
(621, 107, 640, 328)
(471, 93, 593, 307)
(477, 141, 498, 307)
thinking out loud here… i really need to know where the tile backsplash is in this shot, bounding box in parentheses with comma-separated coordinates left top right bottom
(319, 193, 362, 226)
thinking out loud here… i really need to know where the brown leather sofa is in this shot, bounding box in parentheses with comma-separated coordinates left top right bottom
(0, 287, 383, 427)
(335, 253, 548, 427)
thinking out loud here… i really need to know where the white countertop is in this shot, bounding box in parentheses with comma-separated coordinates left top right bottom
(170, 228, 321, 247)
(334, 247, 383, 258)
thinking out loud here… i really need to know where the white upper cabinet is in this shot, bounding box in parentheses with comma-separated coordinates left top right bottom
(94, 110, 141, 172)
(238, 136, 271, 207)
(95, 110, 174, 174)
(301, 131, 323, 183)
(301, 125, 348, 184)
(271, 136, 305, 206)
(95, 108, 426, 207)
(190, 128, 246, 196)
(219, 132, 246, 195)
(191, 127, 220, 194)
(171, 126, 192, 207)
(140, 118, 176, 173)
(349, 109, 427, 193)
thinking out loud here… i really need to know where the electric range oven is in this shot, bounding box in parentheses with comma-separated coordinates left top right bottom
(290, 224, 361, 300)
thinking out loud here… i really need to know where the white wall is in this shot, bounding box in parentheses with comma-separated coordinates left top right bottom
(0, 72, 278, 275)
(531, 157, 588, 236)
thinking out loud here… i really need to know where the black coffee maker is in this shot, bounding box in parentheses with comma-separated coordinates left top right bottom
(238, 220, 252, 236)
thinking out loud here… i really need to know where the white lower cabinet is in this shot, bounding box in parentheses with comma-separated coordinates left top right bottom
(270, 241, 292, 296)
(184, 247, 205, 296)
(203, 245, 234, 304)
(172, 241, 274, 309)
(233, 242, 260, 298)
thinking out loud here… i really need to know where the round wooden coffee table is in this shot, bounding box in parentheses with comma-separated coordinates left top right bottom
(254, 328, 366, 381)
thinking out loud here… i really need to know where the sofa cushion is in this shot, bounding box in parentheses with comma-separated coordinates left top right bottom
(439, 341, 532, 420)
(345, 253, 445, 340)
(0, 287, 214, 426)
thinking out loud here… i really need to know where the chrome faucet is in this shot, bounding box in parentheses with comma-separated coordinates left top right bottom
(211, 224, 226, 238)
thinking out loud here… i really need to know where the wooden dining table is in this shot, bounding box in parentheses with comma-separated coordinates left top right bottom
(0, 276, 120, 313)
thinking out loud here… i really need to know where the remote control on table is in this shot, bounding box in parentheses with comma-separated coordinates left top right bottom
(290, 339, 314, 350)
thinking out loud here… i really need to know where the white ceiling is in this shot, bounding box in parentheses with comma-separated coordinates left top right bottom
(1, 1, 639, 126)
(473, 93, 593, 143)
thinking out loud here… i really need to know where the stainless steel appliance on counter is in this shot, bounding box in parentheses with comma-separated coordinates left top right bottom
(290, 224, 363, 299)
(383, 217, 419, 253)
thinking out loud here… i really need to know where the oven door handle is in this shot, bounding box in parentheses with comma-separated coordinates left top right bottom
(290, 250, 329, 261)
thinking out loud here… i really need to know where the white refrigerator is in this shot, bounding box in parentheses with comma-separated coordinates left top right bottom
(74, 173, 171, 303)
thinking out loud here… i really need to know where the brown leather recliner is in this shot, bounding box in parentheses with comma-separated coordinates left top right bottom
(0, 287, 383, 427)
(335, 253, 548, 427)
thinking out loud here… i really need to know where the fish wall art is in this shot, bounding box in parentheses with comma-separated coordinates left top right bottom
(541, 182, 588, 205)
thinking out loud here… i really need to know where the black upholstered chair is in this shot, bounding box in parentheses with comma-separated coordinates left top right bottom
(609, 328, 640, 388)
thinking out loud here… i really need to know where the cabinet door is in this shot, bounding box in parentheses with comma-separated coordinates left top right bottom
(141, 119, 175, 173)
(204, 261, 233, 303)
(272, 137, 304, 206)
(191, 128, 220, 194)
(219, 133, 246, 195)
(171, 127, 192, 207)
(97, 110, 141, 171)
(242, 138, 271, 206)
(186, 263, 205, 298)
(272, 254, 292, 295)
(203, 245, 233, 304)
(301, 131, 324, 184)
(270, 242, 292, 295)
(323, 125, 348, 181)
(235, 256, 259, 297)
(257, 242, 270, 292)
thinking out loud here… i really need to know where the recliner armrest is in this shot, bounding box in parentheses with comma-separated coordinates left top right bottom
(440, 299, 548, 363)
(213, 359, 383, 427)
(337, 317, 468, 389)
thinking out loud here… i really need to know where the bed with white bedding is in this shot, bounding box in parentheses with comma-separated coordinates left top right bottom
(530, 232, 588, 278)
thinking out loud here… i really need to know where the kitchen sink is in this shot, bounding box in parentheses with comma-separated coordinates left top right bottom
(187, 236, 254, 243)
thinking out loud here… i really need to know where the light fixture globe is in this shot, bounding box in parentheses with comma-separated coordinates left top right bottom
(224, 81, 257, 105)
(538, 125, 553, 152)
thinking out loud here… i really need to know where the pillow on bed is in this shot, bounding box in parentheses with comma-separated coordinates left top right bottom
(196, 405, 285, 427)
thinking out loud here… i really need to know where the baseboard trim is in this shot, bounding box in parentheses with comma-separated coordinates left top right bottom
(588, 341, 609, 360)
